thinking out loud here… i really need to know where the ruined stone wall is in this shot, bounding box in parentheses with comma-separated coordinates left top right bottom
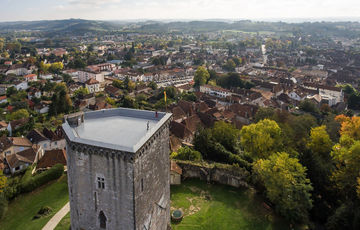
(133, 121, 171, 230)
(66, 142, 135, 230)
(175, 161, 250, 188)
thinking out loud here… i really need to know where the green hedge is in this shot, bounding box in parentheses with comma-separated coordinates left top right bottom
(20, 164, 64, 193)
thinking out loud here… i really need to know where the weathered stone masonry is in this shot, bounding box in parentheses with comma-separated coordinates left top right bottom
(63, 109, 172, 230)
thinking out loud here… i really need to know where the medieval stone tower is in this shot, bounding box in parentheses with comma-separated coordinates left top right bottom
(62, 108, 172, 230)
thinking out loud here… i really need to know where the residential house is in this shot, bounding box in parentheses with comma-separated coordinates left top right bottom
(27, 129, 51, 150)
(36, 149, 67, 171)
(0, 95, 8, 104)
(200, 84, 232, 98)
(0, 136, 12, 159)
(78, 70, 104, 83)
(6, 152, 33, 174)
(27, 87, 42, 99)
(42, 127, 66, 150)
(6, 64, 31, 76)
(85, 78, 101, 93)
(170, 121, 193, 143)
(7, 118, 29, 136)
(34, 101, 50, 114)
(24, 74, 37, 82)
(0, 121, 7, 131)
(14, 81, 29, 91)
(105, 85, 122, 98)
(8, 137, 32, 154)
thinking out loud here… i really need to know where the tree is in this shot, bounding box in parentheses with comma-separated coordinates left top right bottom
(253, 152, 313, 223)
(223, 59, 236, 71)
(335, 115, 360, 140)
(112, 79, 124, 89)
(331, 137, 360, 199)
(74, 58, 86, 69)
(211, 121, 239, 153)
(6, 86, 17, 97)
(148, 81, 157, 90)
(39, 61, 51, 74)
(0, 171, 6, 193)
(0, 171, 7, 219)
(240, 119, 282, 159)
(307, 125, 333, 159)
(254, 107, 275, 122)
(49, 62, 64, 74)
(299, 99, 319, 114)
(194, 66, 210, 86)
(74, 87, 89, 98)
(49, 83, 72, 116)
(171, 147, 202, 161)
(9, 109, 29, 121)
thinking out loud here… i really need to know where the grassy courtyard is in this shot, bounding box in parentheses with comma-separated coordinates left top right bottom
(1, 176, 295, 230)
(0, 175, 69, 230)
(171, 179, 293, 230)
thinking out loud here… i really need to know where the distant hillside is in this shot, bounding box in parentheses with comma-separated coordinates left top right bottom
(0, 19, 122, 34)
(0, 19, 360, 38)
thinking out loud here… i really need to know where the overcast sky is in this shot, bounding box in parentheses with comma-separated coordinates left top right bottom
(0, 0, 359, 22)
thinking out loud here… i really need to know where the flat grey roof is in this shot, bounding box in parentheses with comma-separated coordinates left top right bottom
(62, 108, 172, 153)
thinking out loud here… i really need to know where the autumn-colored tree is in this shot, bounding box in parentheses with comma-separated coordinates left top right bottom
(240, 119, 282, 159)
(194, 66, 210, 86)
(253, 152, 313, 223)
(335, 115, 360, 140)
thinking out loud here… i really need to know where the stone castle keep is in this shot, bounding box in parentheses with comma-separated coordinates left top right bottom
(62, 108, 172, 230)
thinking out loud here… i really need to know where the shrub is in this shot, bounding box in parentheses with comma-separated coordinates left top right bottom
(20, 164, 64, 193)
(171, 147, 202, 161)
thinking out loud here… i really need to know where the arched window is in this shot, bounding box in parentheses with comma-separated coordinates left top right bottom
(99, 211, 107, 229)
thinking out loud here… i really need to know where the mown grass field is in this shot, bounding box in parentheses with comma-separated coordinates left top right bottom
(0, 175, 69, 230)
(171, 179, 293, 230)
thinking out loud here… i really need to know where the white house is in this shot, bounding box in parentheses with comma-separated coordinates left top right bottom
(15, 81, 29, 91)
(85, 78, 101, 93)
(78, 71, 104, 83)
(288, 89, 307, 101)
(200, 84, 232, 98)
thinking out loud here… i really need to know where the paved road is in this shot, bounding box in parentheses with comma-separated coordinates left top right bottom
(42, 202, 70, 230)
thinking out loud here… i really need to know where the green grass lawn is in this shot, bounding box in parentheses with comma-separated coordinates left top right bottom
(171, 179, 294, 230)
(0, 175, 69, 230)
(54, 212, 70, 230)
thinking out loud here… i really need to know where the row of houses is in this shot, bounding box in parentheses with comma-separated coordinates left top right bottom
(0, 127, 66, 174)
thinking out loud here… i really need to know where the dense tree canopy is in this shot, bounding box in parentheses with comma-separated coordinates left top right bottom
(240, 119, 282, 159)
(194, 66, 210, 86)
(254, 152, 313, 223)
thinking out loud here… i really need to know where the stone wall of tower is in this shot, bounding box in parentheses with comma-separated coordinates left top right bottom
(66, 141, 135, 230)
(133, 121, 171, 230)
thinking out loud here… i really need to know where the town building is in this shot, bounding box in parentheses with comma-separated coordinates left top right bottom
(62, 108, 172, 230)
